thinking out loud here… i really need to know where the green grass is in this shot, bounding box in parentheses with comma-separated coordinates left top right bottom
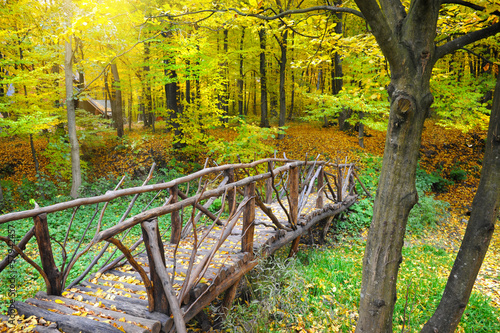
(225, 240, 500, 332)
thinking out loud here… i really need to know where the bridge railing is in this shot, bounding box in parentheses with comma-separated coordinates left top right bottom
(0, 157, 366, 327)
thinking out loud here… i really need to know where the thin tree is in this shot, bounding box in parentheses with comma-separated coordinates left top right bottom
(64, 0, 81, 198)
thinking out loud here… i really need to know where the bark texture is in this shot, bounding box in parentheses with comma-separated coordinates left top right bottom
(64, 0, 81, 199)
(259, 25, 269, 128)
(353, 1, 500, 331)
(354, 1, 440, 331)
(110, 63, 124, 138)
(422, 74, 500, 333)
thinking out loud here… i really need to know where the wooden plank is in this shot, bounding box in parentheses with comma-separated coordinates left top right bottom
(25, 298, 149, 333)
(13, 301, 122, 333)
(79, 281, 149, 304)
(58, 290, 170, 330)
(35, 292, 161, 333)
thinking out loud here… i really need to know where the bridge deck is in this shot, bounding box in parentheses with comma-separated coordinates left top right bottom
(12, 194, 357, 333)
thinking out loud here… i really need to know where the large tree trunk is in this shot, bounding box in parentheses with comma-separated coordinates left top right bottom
(278, 29, 287, 139)
(64, 2, 81, 199)
(354, 1, 440, 331)
(259, 25, 269, 128)
(110, 63, 124, 138)
(422, 73, 500, 333)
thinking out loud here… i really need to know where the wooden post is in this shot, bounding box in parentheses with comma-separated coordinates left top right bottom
(220, 277, 242, 318)
(225, 168, 235, 214)
(242, 182, 255, 254)
(141, 218, 169, 314)
(170, 185, 181, 244)
(289, 166, 299, 227)
(337, 165, 343, 202)
(288, 166, 300, 257)
(33, 213, 62, 295)
(265, 161, 273, 204)
(316, 167, 324, 209)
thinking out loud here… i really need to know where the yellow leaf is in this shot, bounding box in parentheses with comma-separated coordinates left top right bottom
(54, 299, 65, 304)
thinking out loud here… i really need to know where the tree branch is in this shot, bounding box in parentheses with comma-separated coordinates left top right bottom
(353, 0, 402, 65)
(441, 0, 500, 16)
(155, 5, 364, 21)
(435, 22, 500, 60)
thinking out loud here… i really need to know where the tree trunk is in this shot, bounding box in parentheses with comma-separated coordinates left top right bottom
(354, 1, 441, 331)
(64, 3, 81, 199)
(110, 63, 124, 138)
(143, 42, 152, 128)
(422, 73, 500, 333)
(238, 28, 245, 116)
(278, 29, 287, 139)
(259, 25, 269, 128)
(288, 32, 295, 121)
(358, 111, 364, 148)
(29, 134, 39, 176)
(164, 59, 184, 150)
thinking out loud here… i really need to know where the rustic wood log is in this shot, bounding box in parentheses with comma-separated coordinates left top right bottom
(170, 185, 181, 244)
(316, 167, 324, 209)
(33, 325, 60, 333)
(0, 226, 35, 273)
(224, 168, 236, 216)
(321, 215, 336, 243)
(33, 213, 62, 295)
(141, 218, 168, 314)
(352, 170, 372, 198)
(13, 301, 123, 333)
(265, 160, 274, 204)
(267, 196, 357, 255)
(142, 219, 187, 333)
(35, 292, 161, 333)
(220, 277, 241, 317)
(242, 182, 256, 254)
(289, 166, 299, 228)
(0, 159, 345, 225)
(26, 297, 151, 333)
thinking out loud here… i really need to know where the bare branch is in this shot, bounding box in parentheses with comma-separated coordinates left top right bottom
(435, 22, 500, 61)
(154, 5, 364, 21)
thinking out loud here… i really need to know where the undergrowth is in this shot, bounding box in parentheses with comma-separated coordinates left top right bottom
(225, 241, 500, 332)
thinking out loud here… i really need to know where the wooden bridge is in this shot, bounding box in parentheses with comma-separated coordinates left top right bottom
(0, 158, 366, 332)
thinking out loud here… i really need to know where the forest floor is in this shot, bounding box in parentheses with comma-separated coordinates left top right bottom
(0, 120, 498, 332)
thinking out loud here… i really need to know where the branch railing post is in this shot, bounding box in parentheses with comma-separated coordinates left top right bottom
(241, 182, 256, 255)
(141, 218, 169, 314)
(288, 166, 300, 257)
(33, 213, 62, 295)
(265, 161, 274, 204)
(316, 167, 324, 209)
(225, 168, 235, 214)
(170, 185, 181, 244)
